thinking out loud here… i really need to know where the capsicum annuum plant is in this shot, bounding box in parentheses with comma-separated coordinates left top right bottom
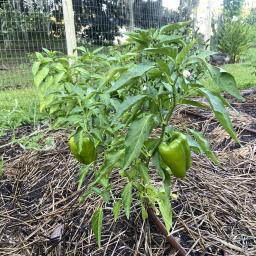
(33, 22, 243, 246)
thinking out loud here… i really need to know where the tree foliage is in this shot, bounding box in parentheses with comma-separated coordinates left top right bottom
(71, 0, 127, 45)
(0, 1, 50, 46)
(223, 0, 245, 19)
(1, 0, 201, 46)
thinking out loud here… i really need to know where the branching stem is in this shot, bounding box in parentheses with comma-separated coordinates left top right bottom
(147, 73, 179, 164)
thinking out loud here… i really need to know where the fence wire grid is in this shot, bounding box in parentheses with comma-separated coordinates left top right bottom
(0, 0, 192, 89)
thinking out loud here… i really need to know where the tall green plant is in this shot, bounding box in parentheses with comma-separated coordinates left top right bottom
(218, 20, 253, 63)
(33, 22, 243, 246)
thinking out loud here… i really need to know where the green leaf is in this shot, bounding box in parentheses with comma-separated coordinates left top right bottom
(93, 46, 104, 54)
(195, 50, 217, 59)
(218, 71, 244, 100)
(54, 71, 66, 84)
(100, 66, 127, 87)
(32, 61, 41, 76)
(203, 65, 242, 100)
(162, 82, 174, 94)
(179, 99, 209, 109)
(40, 75, 54, 92)
(107, 63, 155, 93)
(113, 200, 122, 221)
(159, 21, 191, 34)
(176, 41, 194, 65)
(139, 163, 150, 183)
(35, 52, 44, 61)
(152, 151, 165, 179)
(158, 34, 184, 44)
(141, 204, 148, 220)
(92, 207, 103, 247)
(54, 62, 66, 72)
(186, 135, 202, 154)
(94, 150, 125, 186)
(163, 168, 171, 198)
(65, 84, 86, 100)
(123, 115, 154, 169)
(189, 129, 219, 165)
(121, 182, 133, 219)
(78, 165, 90, 190)
(185, 56, 243, 100)
(144, 47, 178, 59)
(91, 187, 110, 202)
(74, 129, 84, 154)
(117, 95, 147, 118)
(144, 138, 161, 154)
(157, 60, 174, 77)
(199, 88, 239, 143)
(34, 66, 50, 87)
(158, 189, 172, 233)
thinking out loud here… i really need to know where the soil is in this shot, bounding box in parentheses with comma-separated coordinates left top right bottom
(0, 91, 255, 256)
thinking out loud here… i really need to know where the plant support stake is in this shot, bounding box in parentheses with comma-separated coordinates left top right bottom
(62, 0, 77, 57)
(147, 208, 188, 256)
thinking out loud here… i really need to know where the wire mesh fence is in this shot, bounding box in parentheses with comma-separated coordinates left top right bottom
(0, 0, 66, 89)
(0, 0, 193, 89)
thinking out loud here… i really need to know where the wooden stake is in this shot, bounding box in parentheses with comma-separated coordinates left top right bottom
(147, 208, 188, 256)
(62, 0, 77, 56)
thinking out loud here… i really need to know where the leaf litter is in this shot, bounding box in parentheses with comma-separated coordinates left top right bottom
(0, 91, 255, 256)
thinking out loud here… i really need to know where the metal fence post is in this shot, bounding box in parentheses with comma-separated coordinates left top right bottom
(62, 0, 77, 56)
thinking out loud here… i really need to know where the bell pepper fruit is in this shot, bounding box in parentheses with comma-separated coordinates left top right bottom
(159, 131, 191, 178)
(69, 135, 96, 165)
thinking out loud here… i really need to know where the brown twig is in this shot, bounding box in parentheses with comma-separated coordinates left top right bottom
(147, 208, 188, 256)
(240, 88, 256, 97)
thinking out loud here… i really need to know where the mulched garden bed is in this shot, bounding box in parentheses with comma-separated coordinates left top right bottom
(0, 91, 255, 256)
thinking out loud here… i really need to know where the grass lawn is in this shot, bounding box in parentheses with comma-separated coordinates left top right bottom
(0, 65, 32, 89)
(224, 47, 256, 89)
(0, 87, 43, 131)
(223, 63, 256, 89)
(0, 62, 42, 131)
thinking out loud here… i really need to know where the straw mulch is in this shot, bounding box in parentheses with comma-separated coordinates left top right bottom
(0, 95, 255, 256)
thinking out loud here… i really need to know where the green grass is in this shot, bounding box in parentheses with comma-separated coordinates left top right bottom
(0, 87, 44, 130)
(219, 47, 256, 89)
(223, 63, 256, 89)
(202, 47, 256, 90)
(242, 47, 256, 64)
(0, 61, 41, 131)
(0, 65, 32, 89)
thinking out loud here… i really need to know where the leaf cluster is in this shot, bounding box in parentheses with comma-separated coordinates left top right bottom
(33, 22, 242, 246)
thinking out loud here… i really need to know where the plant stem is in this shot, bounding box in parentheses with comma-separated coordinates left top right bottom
(148, 73, 178, 161)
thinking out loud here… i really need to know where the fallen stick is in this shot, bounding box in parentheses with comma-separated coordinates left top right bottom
(147, 207, 188, 256)
(240, 88, 256, 97)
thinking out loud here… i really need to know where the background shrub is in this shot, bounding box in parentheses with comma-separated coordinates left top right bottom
(217, 20, 253, 63)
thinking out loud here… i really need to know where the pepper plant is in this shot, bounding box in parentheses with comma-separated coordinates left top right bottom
(33, 22, 243, 246)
